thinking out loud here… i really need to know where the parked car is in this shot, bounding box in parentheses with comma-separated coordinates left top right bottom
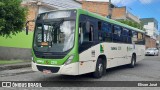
(145, 48, 159, 56)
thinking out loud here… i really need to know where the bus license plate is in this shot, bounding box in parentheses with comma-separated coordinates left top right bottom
(43, 70, 51, 74)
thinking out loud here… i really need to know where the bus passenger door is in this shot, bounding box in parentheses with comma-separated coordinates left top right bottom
(78, 19, 97, 74)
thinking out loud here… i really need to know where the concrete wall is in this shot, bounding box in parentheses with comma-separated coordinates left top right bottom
(126, 11, 140, 23)
(81, 1, 140, 23)
(22, 0, 82, 31)
(82, 1, 109, 17)
(145, 36, 157, 49)
(42, 0, 82, 9)
(38, 6, 54, 14)
(112, 7, 126, 20)
(0, 47, 32, 60)
(144, 22, 157, 39)
(24, 5, 38, 31)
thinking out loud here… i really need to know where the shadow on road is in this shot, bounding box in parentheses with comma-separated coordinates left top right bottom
(37, 63, 144, 81)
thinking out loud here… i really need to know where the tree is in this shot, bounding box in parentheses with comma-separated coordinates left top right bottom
(117, 19, 144, 30)
(0, 0, 27, 37)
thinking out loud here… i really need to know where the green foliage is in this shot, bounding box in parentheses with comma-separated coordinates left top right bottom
(0, 0, 27, 37)
(117, 19, 144, 31)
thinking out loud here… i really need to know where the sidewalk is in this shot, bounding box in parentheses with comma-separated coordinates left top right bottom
(0, 62, 31, 71)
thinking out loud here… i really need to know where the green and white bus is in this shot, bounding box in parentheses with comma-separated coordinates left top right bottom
(30, 9, 145, 78)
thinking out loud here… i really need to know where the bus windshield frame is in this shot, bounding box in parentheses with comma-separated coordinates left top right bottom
(33, 10, 77, 54)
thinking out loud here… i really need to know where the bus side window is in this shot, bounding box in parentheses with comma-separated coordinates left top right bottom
(113, 25, 121, 42)
(79, 21, 94, 44)
(89, 25, 94, 41)
(98, 21, 102, 30)
(101, 22, 112, 42)
(128, 30, 132, 44)
(137, 32, 145, 45)
(79, 23, 83, 44)
(98, 21, 102, 41)
(132, 31, 138, 44)
(83, 21, 90, 42)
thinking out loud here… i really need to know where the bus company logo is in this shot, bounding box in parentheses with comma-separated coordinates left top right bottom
(46, 60, 49, 64)
(2, 82, 11, 87)
(100, 44, 104, 53)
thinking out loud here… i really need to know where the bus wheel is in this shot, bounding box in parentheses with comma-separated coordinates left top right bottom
(93, 58, 104, 78)
(129, 55, 136, 68)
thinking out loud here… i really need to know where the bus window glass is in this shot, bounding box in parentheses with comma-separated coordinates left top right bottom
(89, 25, 94, 41)
(98, 21, 102, 30)
(81, 21, 94, 42)
(137, 32, 145, 45)
(113, 25, 121, 42)
(101, 22, 112, 42)
(122, 28, 128, 43)
(82, 23, 89, 42)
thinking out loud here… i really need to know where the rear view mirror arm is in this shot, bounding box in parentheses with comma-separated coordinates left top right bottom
(25, 20, 35, 35)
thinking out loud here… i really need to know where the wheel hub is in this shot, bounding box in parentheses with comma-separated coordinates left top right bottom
(98, 64, 103, 74)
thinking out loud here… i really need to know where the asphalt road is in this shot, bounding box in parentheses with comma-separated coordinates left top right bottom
(0, 55, 160, 89)
(1, 56, 160, 81)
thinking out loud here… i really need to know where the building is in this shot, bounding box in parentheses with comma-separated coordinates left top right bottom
(112, 7, 140, 23)
(145, 35, 157, 49)
(22, 0, 82, 31)
(157, 34, 160, 48)
(140, 18, 158, 39)
(81, 1, 140, 23)
(140, 18, 159, 48)
(81, 1, 113, 17)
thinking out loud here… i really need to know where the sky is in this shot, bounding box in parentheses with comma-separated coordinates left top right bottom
(86, 0, 160, 31)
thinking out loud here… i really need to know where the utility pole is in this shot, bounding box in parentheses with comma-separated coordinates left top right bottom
(108, 0, 112, 19)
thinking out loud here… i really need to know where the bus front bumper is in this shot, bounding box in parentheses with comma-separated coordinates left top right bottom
(32, 62, 79, 75)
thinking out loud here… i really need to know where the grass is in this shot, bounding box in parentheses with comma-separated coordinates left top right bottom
(0, 60, 30, 65)
(0, 31, 33, 48)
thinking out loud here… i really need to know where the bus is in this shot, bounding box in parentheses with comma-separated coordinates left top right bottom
(29, 9, 145, 78)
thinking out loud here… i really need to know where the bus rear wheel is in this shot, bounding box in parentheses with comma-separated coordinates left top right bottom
(93, 58, 104, 78)
(129, 55, 136, 68)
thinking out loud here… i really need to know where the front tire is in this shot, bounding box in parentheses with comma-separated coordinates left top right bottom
(93, 58, 104, 78)
(129, 55, 136, 68)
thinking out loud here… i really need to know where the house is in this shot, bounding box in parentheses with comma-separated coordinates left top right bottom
(21, 0, 82, 31)
(145, 35, 157, 49)
(80, 1, 140, 23)
(140, 18, 159, 48)
(140, 18, 158, 39)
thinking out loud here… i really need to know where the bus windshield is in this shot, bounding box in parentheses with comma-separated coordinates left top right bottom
(33, 10, 76, 53)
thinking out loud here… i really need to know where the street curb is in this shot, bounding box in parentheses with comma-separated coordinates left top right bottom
(0, 62, 31, 71)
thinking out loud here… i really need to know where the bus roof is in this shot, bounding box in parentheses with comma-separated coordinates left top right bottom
(39, 9, 145, 33)
(77, 9, 145, 34)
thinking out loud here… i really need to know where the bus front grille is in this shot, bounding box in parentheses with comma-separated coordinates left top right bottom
(36, 65, 60, 73)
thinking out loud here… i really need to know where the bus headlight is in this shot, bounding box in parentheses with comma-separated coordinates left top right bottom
(64, 55, 74, 65)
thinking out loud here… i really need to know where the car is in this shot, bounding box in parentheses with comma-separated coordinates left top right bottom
(145, 48, 159, 56)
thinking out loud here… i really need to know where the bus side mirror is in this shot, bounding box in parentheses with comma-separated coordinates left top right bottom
(25, 20, 35, 35)
(26, 26, 29, 35)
